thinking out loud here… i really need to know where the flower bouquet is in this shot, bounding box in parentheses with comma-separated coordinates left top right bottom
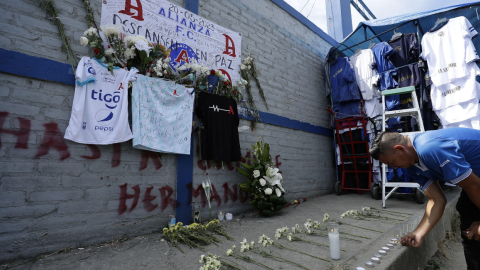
(237, 138, 287, 216)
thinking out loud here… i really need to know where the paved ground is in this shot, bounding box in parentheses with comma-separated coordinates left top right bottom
(1, 188, 461, 270)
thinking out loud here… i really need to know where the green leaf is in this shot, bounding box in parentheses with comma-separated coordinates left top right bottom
(240, 162, 254, 170)
(236, 167, 251, 178)
(262, 209, 273, 216)
(263, 142, 270, 161)
(239, 183, 251, 192)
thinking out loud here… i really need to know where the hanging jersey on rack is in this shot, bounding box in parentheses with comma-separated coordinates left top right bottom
(430, 64, 480, 110)
(371, 42, 398, 90)
(420, 16, 479, 86)
(195, 92, 241, 162)
(329, 57, 361, 104)
(388, 33, 421, 87)
(64, 57, 138, 144)
(131, 75, 195, 155)
(349, 49, 380, 100)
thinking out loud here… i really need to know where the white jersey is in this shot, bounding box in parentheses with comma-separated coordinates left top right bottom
(434, 98, 480, 126)
(349, 49, 380, 100)
(420, 16, 479, 86)
(363, 97, 382, 118)
(430, 63, 480, 110)
(64, 57, 138, 144)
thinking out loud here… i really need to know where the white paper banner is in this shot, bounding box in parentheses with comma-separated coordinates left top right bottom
(101, 0, 242, 83)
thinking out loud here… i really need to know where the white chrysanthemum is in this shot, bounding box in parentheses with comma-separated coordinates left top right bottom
(287, 234, 292, 241)
(80, 36, 89, 46)
(275, 232, 281, 239)
(362, 206, 371, 211)
(83, 27, 98, 37)
(101, 24, 121, 37)
(264, 188, 272, 195)
(240, 64, 246, 70)
(124, 47, 136, 60)
(232, 245, 236, 251)
(275, 188, 282, 197)
(105, 48, 115, 56)
(253, 170, 260, 178)
(226, 249, 233, 256)
(323, 213, 330, 223)
(199, 254, 205, 263)
(250, 241, 255, 247)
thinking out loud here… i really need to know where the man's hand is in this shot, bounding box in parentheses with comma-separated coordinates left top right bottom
(400, 231, 425, 248)
(463, 221, 480, 241)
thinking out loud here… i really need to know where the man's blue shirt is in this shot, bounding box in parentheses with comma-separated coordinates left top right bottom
(405, 128, 480, 191)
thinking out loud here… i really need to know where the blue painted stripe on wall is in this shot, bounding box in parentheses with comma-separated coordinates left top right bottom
(240, 111, 332, 137)
(176, 0, 198, 224)
(0, 48, 75, 86)
(269, 0, 338, 46)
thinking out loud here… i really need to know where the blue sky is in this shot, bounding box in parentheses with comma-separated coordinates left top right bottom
(283, 0, 475, 34)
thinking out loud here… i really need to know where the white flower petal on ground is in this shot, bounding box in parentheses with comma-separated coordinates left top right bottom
(253, 170, 260, 178)
(264, 188, 272, 195)
(226, 249, 233, 256)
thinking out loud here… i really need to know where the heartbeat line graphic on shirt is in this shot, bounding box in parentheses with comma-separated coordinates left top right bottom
(209, 105, 235, 115)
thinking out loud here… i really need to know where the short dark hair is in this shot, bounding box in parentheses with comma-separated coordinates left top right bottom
(369, 131, 407, 160)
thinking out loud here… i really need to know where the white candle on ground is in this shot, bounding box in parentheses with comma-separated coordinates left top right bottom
(365, 261, 374, 268)
(225, 213, 233, 220)
(218, 211, 224, 221)
(374, 254, 382, 260)
(379, 250, 387, 254)
(371, 257, 380, 264)
(382, 247, 390, 252)
(328, 228, 341, 260)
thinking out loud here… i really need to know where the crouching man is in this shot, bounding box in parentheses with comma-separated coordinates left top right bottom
(370, 128, 480, 269)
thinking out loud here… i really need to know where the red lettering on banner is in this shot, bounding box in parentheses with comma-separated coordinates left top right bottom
(222, 34, 236, 57)
(139, 150, 162, 170)
(219, 69, 232, 83)
(118, 184, 140, 215)
(0, 112, 31, 150)
(35, 122, 71, 160)
(175, 50, 190, 63)
(81, 144, 101, 160)
(142, 186, 158, 212)
(222, 182, 238, 203)
(159, 185, 177, 211)
(118, 0, 144, 21)
(112, 143, 122, 168)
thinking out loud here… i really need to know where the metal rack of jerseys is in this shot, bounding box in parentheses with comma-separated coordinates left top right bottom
(325, 2, 480, 207)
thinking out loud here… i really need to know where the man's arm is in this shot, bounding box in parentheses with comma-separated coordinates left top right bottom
(401, 181, 447, 247)
(456, 172, 480, 240)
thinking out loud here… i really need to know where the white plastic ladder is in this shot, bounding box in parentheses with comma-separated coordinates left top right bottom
(381, 86, 425, 208)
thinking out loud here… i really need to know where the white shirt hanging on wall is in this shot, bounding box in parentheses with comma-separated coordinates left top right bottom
(349, 49, 380, 100)
(421, 16, 479, 86)
(64, 57, 138, 144)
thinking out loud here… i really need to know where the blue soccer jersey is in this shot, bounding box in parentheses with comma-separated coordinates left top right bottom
(405, 128, 480, 191)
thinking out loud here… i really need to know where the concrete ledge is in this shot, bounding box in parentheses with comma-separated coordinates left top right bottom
(345, 188, 461, 270)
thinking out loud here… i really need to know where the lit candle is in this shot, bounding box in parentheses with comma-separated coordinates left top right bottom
(389, 240, 397, 246)
(382, 247, 390, 252)
(371, 257, 380, 264)
(365, 261, 374, 268)
(218, 211, 224, 221)
(387, 243, 394, 248)
(374, 254, 382, 260)
(225, 213, 233, 220)
(357, 267, 366, 270)
(378, 250, 387, 254)
(328, 222, 341, 260)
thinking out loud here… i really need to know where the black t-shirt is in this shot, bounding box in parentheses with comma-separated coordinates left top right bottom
(195, 92, 241, 162)
(388, 33, 420, 87)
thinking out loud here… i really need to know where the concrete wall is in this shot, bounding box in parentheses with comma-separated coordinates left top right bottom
(0, 0, 335, 262)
